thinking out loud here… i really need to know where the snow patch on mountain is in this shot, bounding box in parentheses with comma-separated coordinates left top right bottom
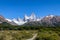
(5, 13, 42, 25)
(12, 18, 27, 25)
(5, 14, 55, 25)
(46, 15, 54, 19)
(5, 18, 12, 22)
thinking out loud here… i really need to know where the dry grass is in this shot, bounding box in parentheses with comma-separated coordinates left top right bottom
(0, 30, 37, 40)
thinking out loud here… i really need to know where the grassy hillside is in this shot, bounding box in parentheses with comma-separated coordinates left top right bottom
(0, 27, 60, 40)
(36, 27, 60, 40)
(0, 22, 60, 40)
(0, 30, 37, 40)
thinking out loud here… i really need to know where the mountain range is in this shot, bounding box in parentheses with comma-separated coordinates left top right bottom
(0, 14, 60, 27)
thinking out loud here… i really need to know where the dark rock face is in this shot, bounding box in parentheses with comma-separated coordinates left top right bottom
(0, 15, 7, 23)
(23, 15, 60, 27)
(40, 16, 60, 27)
(0, 15, 60, 27)
(51, 16, 60, 26)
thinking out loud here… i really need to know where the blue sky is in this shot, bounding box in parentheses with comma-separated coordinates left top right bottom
(0, 0, 60, 19)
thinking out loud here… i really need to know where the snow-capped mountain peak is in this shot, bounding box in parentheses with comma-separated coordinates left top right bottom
(49, 15, 54, 18)
(46, 15, 54, 18)
(17, 17, 23, 22)
(25, 14, 29, 19)
(30, 13, 36, 19)
(1, 14, 60, 26)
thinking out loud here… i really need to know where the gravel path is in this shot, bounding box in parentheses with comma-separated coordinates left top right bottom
(27, 33, 37, 40)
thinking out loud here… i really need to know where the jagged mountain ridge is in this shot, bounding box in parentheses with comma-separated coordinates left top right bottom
(23, 15, 60, 27)
(5, 13, 41, 25)
(0, 14, 60, 26)
(40, 15, 60, 27)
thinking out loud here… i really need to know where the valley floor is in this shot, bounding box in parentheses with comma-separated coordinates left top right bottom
(0, 27, 60, 40)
